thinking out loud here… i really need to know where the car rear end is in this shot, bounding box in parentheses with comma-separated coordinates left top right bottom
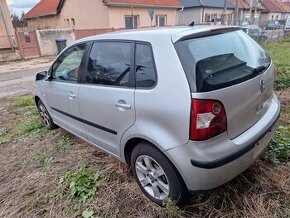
(166, 27, 280, 191)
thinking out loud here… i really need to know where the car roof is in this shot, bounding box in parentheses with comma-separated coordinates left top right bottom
(76, 25, 239, 44)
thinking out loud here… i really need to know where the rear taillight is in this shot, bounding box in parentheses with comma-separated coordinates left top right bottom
(190, 99, 227, 141)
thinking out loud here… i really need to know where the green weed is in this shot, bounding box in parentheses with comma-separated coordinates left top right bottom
(0, 128, 7, 137)
(60, 166, 104, 205)
(162, 198, 180, 217)
(268, 125, 290, 164)
(38, 153, 54, 168)
(23, 120, 44, 134)
(55, 136, 74, 153)
(82, 209, 95, 218)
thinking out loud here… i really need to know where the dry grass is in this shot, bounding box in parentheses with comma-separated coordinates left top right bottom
(0, 94, 289, 218)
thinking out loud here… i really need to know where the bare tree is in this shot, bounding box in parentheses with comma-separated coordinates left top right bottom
(11, 11, 27, 28)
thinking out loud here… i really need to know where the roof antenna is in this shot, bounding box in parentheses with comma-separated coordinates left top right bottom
(189, 21, 195, 26)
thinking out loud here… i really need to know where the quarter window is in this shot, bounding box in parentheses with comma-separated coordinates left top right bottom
(135, 44, 157, 88)
(86, 42, 132, 87)
(51, 44, 86, 82)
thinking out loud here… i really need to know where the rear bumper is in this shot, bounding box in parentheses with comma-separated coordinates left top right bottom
(190, 112, 279, 169)
(165, 94, 280, 191)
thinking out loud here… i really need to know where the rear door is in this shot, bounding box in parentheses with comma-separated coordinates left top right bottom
(78, 41, 135, 156)
(175, 30, 273, 139)
(43, 43, 87, 138)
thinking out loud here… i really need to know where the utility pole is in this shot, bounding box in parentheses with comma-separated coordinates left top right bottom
(130, 0, 134, 28)
(223, 0, 227, 25)
(235, 0, 239, 25)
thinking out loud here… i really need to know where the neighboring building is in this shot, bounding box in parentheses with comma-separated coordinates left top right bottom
(177, 0, 235, 25)
(0, 0, 17, 53)
(25, 0, 181, 30)
(228, 0, 263, 25)
(260, 0, 290, 24)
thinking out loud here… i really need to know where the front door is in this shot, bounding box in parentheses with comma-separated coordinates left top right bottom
(43, 43, 87, 138)
(78, 41, 135, 156)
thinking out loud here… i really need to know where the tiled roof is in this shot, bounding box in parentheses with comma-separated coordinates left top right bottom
(104, 0, 181, 7)
(228, 0, 250, 9)
(178, 0, 235, 9)
(25, 0, 62, 18)
(261, 0, 285, 13)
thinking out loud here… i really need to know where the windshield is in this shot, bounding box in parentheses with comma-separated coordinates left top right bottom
(175, 30, 271, 92)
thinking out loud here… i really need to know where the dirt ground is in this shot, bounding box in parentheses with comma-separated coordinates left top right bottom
(0, 57, 54, 74)
(0, 92, 289, 218)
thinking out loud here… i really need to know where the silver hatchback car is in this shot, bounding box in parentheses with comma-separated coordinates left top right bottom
(33, 26, 280, 205)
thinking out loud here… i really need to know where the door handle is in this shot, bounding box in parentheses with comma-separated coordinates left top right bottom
(67, 93, 76, 100)
(115, 100, 131, 109)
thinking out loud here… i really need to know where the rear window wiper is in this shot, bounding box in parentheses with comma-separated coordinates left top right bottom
(253, 66, 267, 76)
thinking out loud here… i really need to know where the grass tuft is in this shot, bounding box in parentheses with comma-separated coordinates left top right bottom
(268, 125, 290, 164)
(23, 120, 44, 134)
(38, 153, 54, 169)
(264, 38, 290, 90)
(55, 136, 74, 153)
(12, 96, 34, 107)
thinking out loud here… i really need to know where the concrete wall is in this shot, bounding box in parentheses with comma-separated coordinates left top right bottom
(27, 15, 60, 30)
(0, 0, 17, 50)
(108, 6, 177, 28)
(36, 29, 75, 56)
(177, 8, 201, 25)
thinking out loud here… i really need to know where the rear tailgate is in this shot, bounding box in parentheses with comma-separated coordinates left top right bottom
(191, 64, 274, 139)
(174, 29, 273, 139)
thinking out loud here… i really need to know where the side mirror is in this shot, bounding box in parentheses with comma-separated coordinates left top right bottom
(36, 71, 48, 81)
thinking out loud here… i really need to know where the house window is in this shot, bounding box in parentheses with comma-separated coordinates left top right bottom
(71, 18, 75, 26)
(156, 15, 166, 26)
(275, 15, 279, 20)
(205, 13, 217, 23)
(125, 15, 139, 29)
(66, 19, 70, 27)
(271, 15, 274, 20)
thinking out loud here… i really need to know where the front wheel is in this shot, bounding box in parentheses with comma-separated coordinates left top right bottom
(37, 100, 57, 130)
(131, 142, 189, 206)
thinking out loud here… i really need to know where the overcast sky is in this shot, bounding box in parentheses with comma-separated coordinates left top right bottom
(7, 0, 40, 15)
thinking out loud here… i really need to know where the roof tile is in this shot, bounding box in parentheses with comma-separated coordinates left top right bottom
(105, 0, 181, 7)
(25, 0, 60, 18)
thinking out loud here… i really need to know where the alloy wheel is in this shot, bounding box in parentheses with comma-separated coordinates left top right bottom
(135, 155, 170, 200)
(38, 104, 51, 127)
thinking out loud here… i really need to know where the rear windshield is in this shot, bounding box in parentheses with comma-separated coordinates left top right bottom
(175, 30, 271, 92)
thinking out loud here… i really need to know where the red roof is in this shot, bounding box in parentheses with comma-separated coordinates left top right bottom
(25, 0, 61, 18)
(261, 0, 285, 13)
(26, 0, 180, 19)
(105, 0, 181, 7)
(228, 0, 250, 9)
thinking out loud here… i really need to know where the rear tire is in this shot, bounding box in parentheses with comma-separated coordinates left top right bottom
(37, 100, 57, 130)
(131, 141, 189, 206)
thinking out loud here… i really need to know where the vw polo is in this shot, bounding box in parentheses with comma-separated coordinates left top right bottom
(33, 26, 280, 205)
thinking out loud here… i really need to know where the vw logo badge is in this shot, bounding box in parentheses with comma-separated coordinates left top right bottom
(260, 79, 265, 93)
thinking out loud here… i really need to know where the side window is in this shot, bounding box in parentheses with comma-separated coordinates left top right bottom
(135, 43, 157, 88)
(86, 42, 132, 87)
(52, 44, 86, 82)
